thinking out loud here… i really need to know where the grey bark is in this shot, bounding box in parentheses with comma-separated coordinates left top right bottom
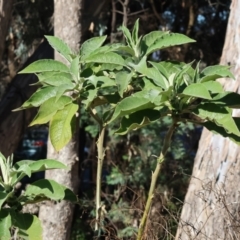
(0, 0, 13, 63)
(176, 1, 240, 239)
(38, 1, 83, 240)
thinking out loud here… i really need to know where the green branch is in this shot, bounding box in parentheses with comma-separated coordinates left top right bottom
(95, 125, 106, 233)
(137, 120, 178, 240)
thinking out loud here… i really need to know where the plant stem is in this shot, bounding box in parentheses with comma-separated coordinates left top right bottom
(95, 125, 106, 232)
(137, 120, 177, 240)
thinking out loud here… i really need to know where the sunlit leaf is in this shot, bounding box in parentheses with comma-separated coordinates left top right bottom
(142, 31, 168, 54)
(30, 96, 72, 126)
(24, 179, 77, 202)
(38, 74, 73, 87)
(116, 46, 135, 56)
(121, 25, 133, 47)
(80, 36, 107, 60)
(200, 65, 234, 82)
(14, 86, 58, 110)
(70, 56, 80, 81)
(85, 52, 125, 66)
(25, 179, 63, 200)
(50, 103, 78, 151)
(45, 35, 73, 62)
(19, 59, 69, 74)
(11, 160, 68, 185)
(55, 83, 75, 102)
(115, 71, 133, 97)
(132, 19, 139, 44)
(145, 32, 195, 55)
(182, 83, 212, 99)
(129, 56, 168, 89)
(201, 81, 224, 93)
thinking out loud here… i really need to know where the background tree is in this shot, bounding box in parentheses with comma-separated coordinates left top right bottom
(0, 0, 13, 63)
(38, 1, 83, 240)
(176, 1, 240, 239)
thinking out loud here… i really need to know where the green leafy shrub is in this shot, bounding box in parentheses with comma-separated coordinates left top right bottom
(7, 19, 240, 239)
(0, 153, 76, 239)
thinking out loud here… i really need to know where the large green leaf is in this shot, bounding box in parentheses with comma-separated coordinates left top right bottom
(14, 159, 67, 172)
(133, 89, 162, 105)
(116, 46, 135, 56)
(80, 36, 107, 60)
(145, 32, 195, 55)
(11, 212, 42, 240)
(39, 74, 73, 87)
(130, 56, 168, 89)
(108, 95, 155, 123)
(193, 103, 240, 136)
(11, 160, 68, 185)
(50, 103, 78, 151)
(10, 163, 33, 186)
(0, 210, 11, 240)
(193, 103, 230, 120)
(70, 56, 80, 82)
(156, 61, 188, 77)
(14, 86, 58, 110)
(85, 52, 125, 66)
(211, 92, 240, 108)
(200, 65, 234, 82)
(143, 77, 162, 92)
(132, 19, 140, 44)
(115, 109, 161, 135)
(30, 96, 72, 126)
(201, 81, 224, 93)
(55, 83, 75, 102)
(121, 25, 134, 47)
(174, 62, 195, 89)
(37, 72, 73, 83)
(19, 59, 69, 74)
(24, 179, 64, 200)
(141, 31, 168, 54)
(24, 179, 77, 202)
(201, 119, 240, 145)
(45, 35, 73, 62)
(115, 71, 133, 97)
(182, 83, 212, 99)
(148, 61, 169, 79)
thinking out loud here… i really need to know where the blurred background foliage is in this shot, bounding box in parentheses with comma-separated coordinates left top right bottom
(0, 0, 231, 239)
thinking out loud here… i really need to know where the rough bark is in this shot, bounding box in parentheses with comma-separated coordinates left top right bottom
(0, 0, 13, 63)
(0, 41, 53, 157)
(176, 1, 240, 239)
(38, 1, 83, 240)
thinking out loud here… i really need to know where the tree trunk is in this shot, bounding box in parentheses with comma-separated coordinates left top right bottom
(38, 1, 83, 240)
(0, 0, 13, 63)
(0, 41, 53, 157)
(176, 1, 240, 239)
